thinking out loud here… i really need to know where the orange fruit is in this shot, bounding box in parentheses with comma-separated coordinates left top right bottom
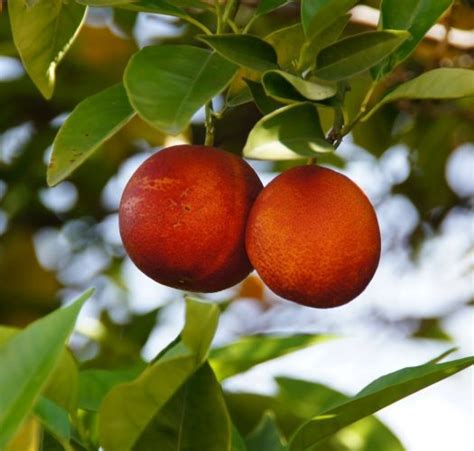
(119, 145, 263, 292)
(245, 165, 381, 308)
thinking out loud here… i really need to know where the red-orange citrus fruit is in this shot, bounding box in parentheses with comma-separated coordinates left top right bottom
(119, 145, 263, 292)
(245, 165, 381, 308)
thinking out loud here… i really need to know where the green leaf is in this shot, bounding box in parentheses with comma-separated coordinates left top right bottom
(124, 45, 237, 135)
(99, 298, 220, 451)
(134, 363, 231, 451)
(315, 30, 410, 81)
(301, 0, 357, 39)
(232, 426, 248, 451)
(210, 334, 331, 381)
(373, 0, 453, 78)
(256, 0, 291, 17)
(276, 378, 404, 451)
(34, 398, 71, 446)
(78, 367, 144, 412)
(265, 23, 306, 70)
(78, 0, 188, 17)
(9, 0, 87, 99)
(243, 103, 334, 160)
(47, 83, 135, 187)
(42, 350, 79, 414)
(245, 79, 285, 115)
(246, 412, 286, 451)
(0, 327, 80, 415)
(0, 289, 93, 448)
(299, 14, 350, 70)
(199, 35, 279, 72)
(288, 355, 474, 451)
(365, 68, 474, 119)
(262, 70, 337, 104)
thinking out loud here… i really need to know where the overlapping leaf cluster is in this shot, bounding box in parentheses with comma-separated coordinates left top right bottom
(0, 292, 473, 449)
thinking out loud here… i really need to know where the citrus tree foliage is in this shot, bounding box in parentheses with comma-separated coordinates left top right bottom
(1, 0, 474, 450)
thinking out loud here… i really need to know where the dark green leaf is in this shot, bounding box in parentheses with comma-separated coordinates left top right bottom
(78, 367, 144, 412)
(262, 70, 337, 103)
(243, 103, 334, 160)
(301, 0, 357, 39)
(124, 45, 237, 135)
(246, 412, 286, 451)
(245, 79, 285, 114)
(365, 68, 474, 119)
(48, 84, 135, 187)
(256, 0, 291, 17)
(373, 0, 453, 78)
(9, 0, 87, 98)
(135, 363, 231, 451)
(99, 298, 220, 450)
(232, 426, 248, 451)
(299, 14, 350, 70)
(0, 289, 92, 448)
(289, 355, 474, 450)
(34, 398, 71, 446)
(315, 31, 410, 81)
(199, 34, 279, 72)
(210, 334, 331, 380)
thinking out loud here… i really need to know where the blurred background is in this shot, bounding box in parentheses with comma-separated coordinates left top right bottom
(0, 1, 473, 450)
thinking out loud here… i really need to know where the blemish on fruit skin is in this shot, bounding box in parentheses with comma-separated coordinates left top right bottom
(119, 144, 263, 292)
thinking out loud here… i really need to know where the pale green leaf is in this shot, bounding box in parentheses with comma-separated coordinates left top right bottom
(0, 289, 93, 448)
(210, 334, 331, 381)
(243, 103, 334, 160)
(365, 68, 474, 119)
(289, 355, 474, 451)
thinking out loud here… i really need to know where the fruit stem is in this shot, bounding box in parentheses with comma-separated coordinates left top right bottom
(307, 157, 317, 165)
(205, 102, 215, 146)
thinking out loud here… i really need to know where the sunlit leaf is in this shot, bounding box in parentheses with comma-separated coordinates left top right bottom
(48, 83, 135, 187)
(9, 0, 87, 99)
(365, 68, 474, 119)
(289, 354, 474, 450)
(0, 289, 92, 448)
(262, 70, 337, 103)
(124, 45, 237, 135)
(315, 31, 410, 81)
(265, 23, 306, 70)
(243, 103, 334, 160)
(210, 334, 331, 380)
(0, 328, 79, 415)
(99, 298, 220, 451)
(199, 35, 279, 72)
